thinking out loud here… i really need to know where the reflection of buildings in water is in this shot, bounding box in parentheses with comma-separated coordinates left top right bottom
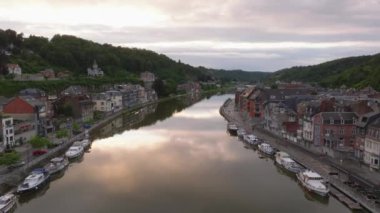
(183, 93, 202, 105)
(96, 94, 205, 139)
(98, 104, 158, 138)
(123, 104, 157, 129)
(99, 117, 123, 136)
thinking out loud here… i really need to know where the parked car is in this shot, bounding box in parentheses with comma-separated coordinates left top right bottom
(32, 149, 48, 156)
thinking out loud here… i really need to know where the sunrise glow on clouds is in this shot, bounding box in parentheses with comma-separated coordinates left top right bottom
(0, 0, 379, 71)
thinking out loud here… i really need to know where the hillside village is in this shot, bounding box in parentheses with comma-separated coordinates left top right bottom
(0, 65, 204, 162)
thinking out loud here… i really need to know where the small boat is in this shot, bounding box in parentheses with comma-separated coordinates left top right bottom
(237, 129, 246, 139)
(73, 139, 91, 149)
(0, 193, 17, 212)
(65, 145, 84, 159)
(44, 157, 69, 175)
(258, 143, 275, 156)
(243, 134, 259, 145)
(275, 152, 304, 174)
(17, 168, 50, 194)
(297, 170, 329, 197)
(227, 123, 238, 136)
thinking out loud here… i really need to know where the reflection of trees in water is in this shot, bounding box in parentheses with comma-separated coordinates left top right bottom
(94, 94, 204, 139)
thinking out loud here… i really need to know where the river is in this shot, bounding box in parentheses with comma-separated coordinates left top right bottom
(15, 94, 350, 213)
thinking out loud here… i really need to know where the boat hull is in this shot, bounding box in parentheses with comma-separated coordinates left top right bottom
(296, 173, 329, 197)
(0, 195, 17, 213)
(228, 129, 238, 136)
(17, 176, 50, 194)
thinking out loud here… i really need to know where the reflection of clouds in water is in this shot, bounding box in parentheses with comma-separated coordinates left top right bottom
(84, 127, 241, 194)
(173, 108, 220, 119)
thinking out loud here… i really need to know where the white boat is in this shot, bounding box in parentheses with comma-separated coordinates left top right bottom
(0, 193, 17, 213)
(237, 129, 246, 139)
(73, 139, 91, 149)
(243, 134, 259, 145)
(17, 168, 50, 194)
(258, 143, 275, 156)
(297, 170, 329, 197)
(227, 123, 238, 136)
(275, 152, 304, 174)
(44, 157, 69, 175)
(65, 145, 84, 159)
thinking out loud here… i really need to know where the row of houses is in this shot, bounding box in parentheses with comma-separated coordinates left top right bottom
(4, 64, 71, 80)
(236, 84, 380, 170)
(0, 72, 158, 151)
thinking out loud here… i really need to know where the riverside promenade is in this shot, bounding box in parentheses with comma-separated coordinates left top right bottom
(220, 98, 380, 213)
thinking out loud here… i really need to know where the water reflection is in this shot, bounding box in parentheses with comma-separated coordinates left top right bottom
(94, 94, 203, 139)
(15, 95, 349, 213)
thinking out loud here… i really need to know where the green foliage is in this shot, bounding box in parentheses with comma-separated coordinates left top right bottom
(0, 151, 21, 165)
(0, 28, 268, 97)
(94, 111, 103, 121)
(56, 129, 68, 138)
(29, 136, 51, 148)
(269, 53, 380, 90)
(72, 122, 80, 132)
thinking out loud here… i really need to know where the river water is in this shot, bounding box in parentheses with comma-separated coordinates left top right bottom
(15, 94, 350, 213)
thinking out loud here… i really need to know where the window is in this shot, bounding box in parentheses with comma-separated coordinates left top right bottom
(339, 128, 344, 135)
(341, 119, 344, 124)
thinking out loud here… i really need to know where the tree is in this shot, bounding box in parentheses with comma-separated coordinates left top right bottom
(153, 79, 166, 97)
(29, 136, 51, 148)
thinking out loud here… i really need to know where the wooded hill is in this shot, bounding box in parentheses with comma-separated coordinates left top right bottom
(269, 53, 380, 90)
(0, 29, 266, 89)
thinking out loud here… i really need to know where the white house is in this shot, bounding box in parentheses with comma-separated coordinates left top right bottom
(92, 93, 113, 112)
(7, 64, 22, 75)
(2, 117, 15, 148)
(87, 60, 104, 77)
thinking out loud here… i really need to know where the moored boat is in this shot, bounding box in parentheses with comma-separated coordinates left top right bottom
(44, 157, 69, 175)
(73, 139, 91, 150)
(243, 134, 259, 145)
(227, 123, 238, 136)
(0, 193, 17, 213)
(65, 145, 84, 159)
(275, 152, 304, 174)
(237, 128, 246, 139)
(17, 168, 50, 194)
(258, 143, 275, 156)
(296, 170, 329, 197)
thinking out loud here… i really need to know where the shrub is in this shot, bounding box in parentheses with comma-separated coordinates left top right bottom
(56, 129, 68, 138)
(0, 152, 21, 165)
(29, 136, 51, 148)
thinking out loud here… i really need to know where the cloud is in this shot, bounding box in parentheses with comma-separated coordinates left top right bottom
(0, 0, 379, 71)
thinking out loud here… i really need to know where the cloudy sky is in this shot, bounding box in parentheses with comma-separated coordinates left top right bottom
(1, 0, 380, 71)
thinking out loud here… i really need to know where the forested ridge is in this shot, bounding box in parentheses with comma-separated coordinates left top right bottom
(269, 53, 380, 90)
(0, 29, 266, 88)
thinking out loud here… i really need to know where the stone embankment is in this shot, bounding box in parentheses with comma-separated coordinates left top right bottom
(220, 98, 380, 213)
